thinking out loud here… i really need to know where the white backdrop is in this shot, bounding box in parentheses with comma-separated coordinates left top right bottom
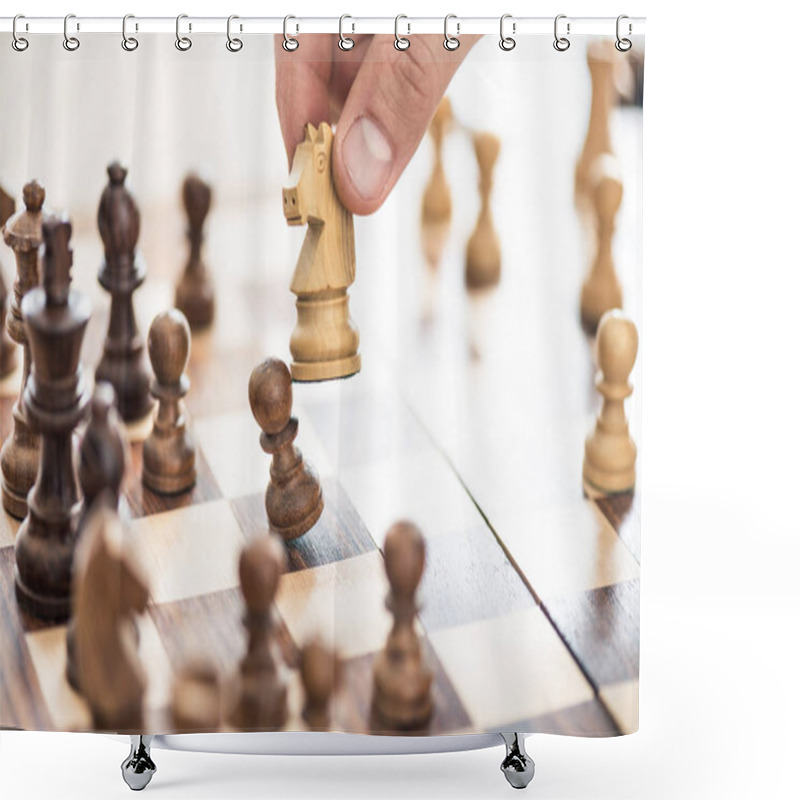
(1, 1, 799, 800)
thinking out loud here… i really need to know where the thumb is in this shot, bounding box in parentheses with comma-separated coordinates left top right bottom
(333, 35, 477, 216)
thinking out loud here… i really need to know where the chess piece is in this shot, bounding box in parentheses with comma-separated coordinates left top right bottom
(421, 99, 454, 307)
(95, 162, 153, 422)
(421, 97, 453, 228)
(171, 662, 223, 732)
(1, 181, 44, 518)
(372, 521, 433, 730)
(575, 40, 618, 212)
(300, 639, 338, 731)
(0, 272, 16, 378)
(15, 214, 91, 621)
(72, 505, 149, 731)
(583, 310, 638, 494)
(66, 382, 127, 691)
(580, 155, 624, 334)
(233, 534, 289, 730)
(175, 174, 215, 329)
(0, 186, 18, 378)
(283, 122, 361, 382)
(248, 358, 323, 540)
(142, 309, 196, 495)
(465, 132, 502, 290)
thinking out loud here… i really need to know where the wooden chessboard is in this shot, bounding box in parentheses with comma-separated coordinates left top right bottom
(0, 40, 641, 738)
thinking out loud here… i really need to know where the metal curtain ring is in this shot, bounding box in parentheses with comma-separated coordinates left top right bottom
(63, 13, 80, 51)
(12, 14, 29, 52)
(176, 14, 192, 51)
(283, 15, 299, 52)
(499, 14, 516, 51)
(338, 14, 355, 51)
(553, 14, 570, 52)
(122, 14, 139, 51)
(394, 15, 410, 51)
(443, 14, 460, 51)
(615, 14, 632, 51)
(226, 15, 243, 52)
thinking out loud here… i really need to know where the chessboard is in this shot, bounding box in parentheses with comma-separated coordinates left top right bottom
(0, 35, 641, 739)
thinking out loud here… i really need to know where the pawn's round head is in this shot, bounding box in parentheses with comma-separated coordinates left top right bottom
(383, 521, 426, 600)
(248, 358, 293, 435)
(22, 180, 45, 213)
(148, 309, 191, 386)
(90, 381, 117, 423)
(107, 161, 128, 186)
(597, 310, 638, 384)
(300, 639, 338, 701)
(239, 534, 286, 613)
(80, 381, 126, 502)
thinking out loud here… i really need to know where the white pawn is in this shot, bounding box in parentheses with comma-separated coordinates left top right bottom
(583, 310, 638, 494)
(580, 155, 623, 334)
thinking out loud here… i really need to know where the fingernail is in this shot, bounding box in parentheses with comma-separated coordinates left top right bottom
(341, 116, 393, 201)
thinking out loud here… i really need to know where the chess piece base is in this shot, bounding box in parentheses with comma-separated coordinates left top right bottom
(372, 689, 433, 731)
(142, 464, 196, 496)
(291, 354, 361, 383)
(175, 277, 214, 329)
(142, 432, 197, 496)
(96, 350, 153, 423)
(14, 564, 71, 621)
(267, 488, 324, 541)
(0, 413, 39, 519)
(465, 229, 501, 290)
(372, 653, 433, 731)
(14, 497, 80, 621)
(290, 291, 361, 382)
(583, 440, 636, 495)
(2, 479, 29, 520)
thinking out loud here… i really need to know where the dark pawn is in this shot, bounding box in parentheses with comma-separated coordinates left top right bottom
(0, 185, 18, 378)
(95, 162, 153, 422)
(142, 309, 196, 495)
(300, 639, 338, 731)
(175, 174, 215, 329)
(15, 214, 91, 621)
(372, 521, 433, 731)
(67, 382, 127, 691)
(248, 358, 323, 541)
(0, 271, 17, 378)
(233, 535, 289, 730)
(1, 181, 45, 519)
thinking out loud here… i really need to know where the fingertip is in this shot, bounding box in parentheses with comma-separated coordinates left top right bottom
(333, 116, 394, 216)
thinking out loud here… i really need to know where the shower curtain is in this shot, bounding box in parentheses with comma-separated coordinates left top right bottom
(0, 22, 643, 739)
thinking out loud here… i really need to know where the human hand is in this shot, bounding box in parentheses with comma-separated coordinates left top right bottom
(275, 34, 477, 216)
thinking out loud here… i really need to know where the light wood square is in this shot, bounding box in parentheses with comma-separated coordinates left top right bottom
(195, 409, 334, 500)
(276, 550, 391, 660)
(25, 613, 173, 733)
(340, 451, 483, 541)
(494, 501, 640, 599)
(600, 678, 639, 735)
(428, 607, 594, 730)
(24, 625, 91, 731)
(128, 499, 245, 604)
